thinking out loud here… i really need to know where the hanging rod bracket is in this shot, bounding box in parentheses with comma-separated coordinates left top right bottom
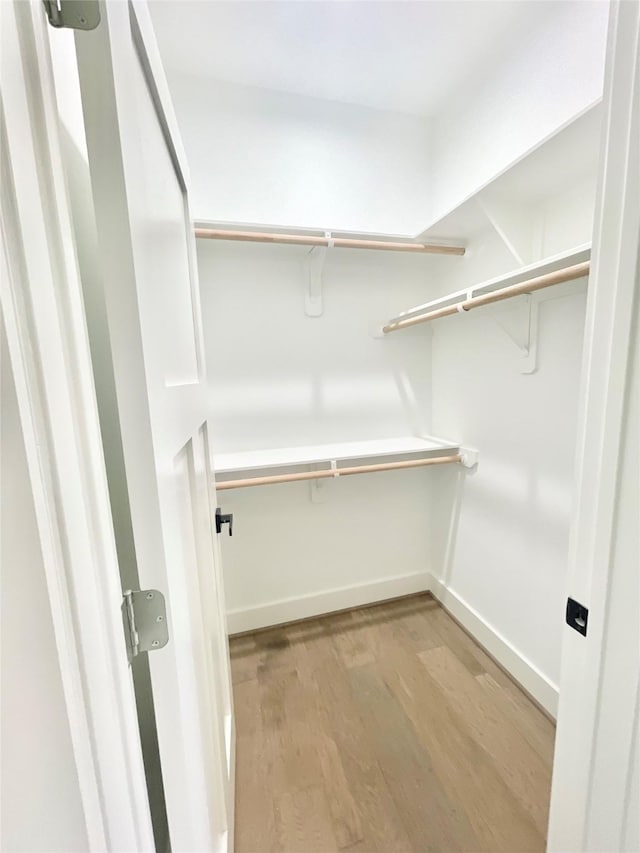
(486, 294, 539, 374)
(309, 477, 327, 502)
(304, 232, 331, 317)
(309, 460, 337, 502)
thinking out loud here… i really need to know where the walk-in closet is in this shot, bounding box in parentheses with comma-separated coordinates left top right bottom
(21, 0, 636, 851)
(142, 2, 610, 850)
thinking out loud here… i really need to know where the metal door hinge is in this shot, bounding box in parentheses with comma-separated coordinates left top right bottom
(43, 0, 100, 30)
(122, 589, 169, 664)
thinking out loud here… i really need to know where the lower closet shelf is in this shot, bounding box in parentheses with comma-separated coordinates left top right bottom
(214, 436, 477, 490)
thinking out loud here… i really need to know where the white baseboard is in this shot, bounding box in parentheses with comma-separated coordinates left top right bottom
(226, 572, 431, 635)
(427, 573, 559, 718)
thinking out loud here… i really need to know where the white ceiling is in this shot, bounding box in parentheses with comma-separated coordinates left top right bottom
(149, 1, 561, 117)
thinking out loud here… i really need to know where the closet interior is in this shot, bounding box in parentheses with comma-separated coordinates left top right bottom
(150, 0, 608, 722)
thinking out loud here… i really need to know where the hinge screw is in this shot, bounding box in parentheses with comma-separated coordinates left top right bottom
(146, 592, 154, 600)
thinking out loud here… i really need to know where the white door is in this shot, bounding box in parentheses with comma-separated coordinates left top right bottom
(71, 2, 235, 851)
(1, 1, 155, 849)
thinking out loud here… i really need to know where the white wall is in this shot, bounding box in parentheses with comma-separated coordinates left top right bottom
(162, 5, 608, 236)
(200, 242, 436, 450)
(199, 241, 446, 628)
(198, 164, 595, 713)
(1, 323, 89, 853)
(427, 182, 595, 715)
(537, 176, 598, 258)
(429, 1, 608, 224)
(168, 4, 602, 701)
(164, 76, 431, 234)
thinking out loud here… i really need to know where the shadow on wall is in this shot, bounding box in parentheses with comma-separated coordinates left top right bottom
(386, 329, 432, 438)
(431, 453, 573, 587)
(430, 466, 468, 588)
(201, 239, 435, 451)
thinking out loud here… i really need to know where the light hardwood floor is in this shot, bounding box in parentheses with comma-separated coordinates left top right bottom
(229, 593, 555, 853)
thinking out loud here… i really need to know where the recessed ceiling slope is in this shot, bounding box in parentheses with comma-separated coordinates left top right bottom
(149, 0, 572, 117)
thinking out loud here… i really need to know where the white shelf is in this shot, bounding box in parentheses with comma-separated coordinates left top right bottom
(417, 105, 601, 243)
(196, 108, 600, 254)
(214, 435, 460, 476)
(388, 243, 591, 326)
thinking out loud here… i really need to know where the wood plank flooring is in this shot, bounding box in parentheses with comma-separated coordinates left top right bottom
(229, 593, 555, 853)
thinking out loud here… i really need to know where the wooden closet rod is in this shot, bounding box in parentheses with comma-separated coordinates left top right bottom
(195, 227, 465, 256)
(216, 453, 462, 490)
(383, 261, 590, 333)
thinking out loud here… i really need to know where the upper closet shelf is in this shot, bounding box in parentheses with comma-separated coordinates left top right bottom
(214, 436, 477, 491)
(215, 435, 457, 473)
(416, 105, 601, 247)
(383, 244, 591, 334)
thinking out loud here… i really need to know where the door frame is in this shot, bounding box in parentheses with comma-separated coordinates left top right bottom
(548, 1, 640, 850)
(1, 1, 154, 849)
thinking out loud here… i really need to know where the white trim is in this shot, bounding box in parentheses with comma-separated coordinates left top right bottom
(0, 2, 153, 849)
(427, 575, 559, 718)
(227, 572, 431, 634)
(0, 239, 103, 848)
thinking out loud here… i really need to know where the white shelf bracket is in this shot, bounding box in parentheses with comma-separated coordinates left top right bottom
(477, 195, 535, 266)
(486, 294, 539, 374)
(304, 232, 332, 317)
